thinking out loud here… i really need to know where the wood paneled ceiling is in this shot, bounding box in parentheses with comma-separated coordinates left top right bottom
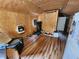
(0, 0, 43, 14)
(30, 0, 68, 10)
(62, 0, 79, 15)
(29, 0, 79, 15)
(0, 0, 79, 15)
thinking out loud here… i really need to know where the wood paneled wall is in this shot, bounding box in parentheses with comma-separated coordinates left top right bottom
(0, 10, 37, 38)
(0, 9, 58, 42)
(38, 10, 58, 33)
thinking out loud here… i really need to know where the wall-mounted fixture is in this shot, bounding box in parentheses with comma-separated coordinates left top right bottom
(16, 25, 25, 34)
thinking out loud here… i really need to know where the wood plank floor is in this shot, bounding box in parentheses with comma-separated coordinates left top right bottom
(21, 34, 65, 59)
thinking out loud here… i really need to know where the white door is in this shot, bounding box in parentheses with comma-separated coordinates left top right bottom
(63, 12, 79, 59)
